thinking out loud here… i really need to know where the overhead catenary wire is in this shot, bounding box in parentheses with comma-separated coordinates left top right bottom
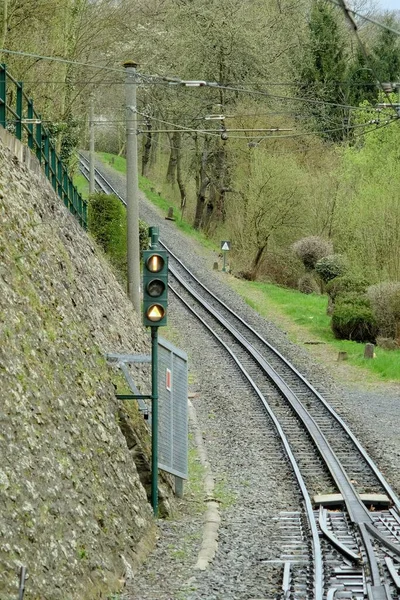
(0, 47, 126, 73)
(326, 0, 400, 36)
(219, 118, 397, 141)
(0, 47, 385, 114)
(329, 0, 400, 118)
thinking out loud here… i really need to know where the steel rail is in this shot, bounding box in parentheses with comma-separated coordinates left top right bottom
(163, 241, 400, 517)
(168, 264, 399, 598)
(84, 158, 400, 598)
(78, 152, 127, 205)
(169, 263, 373, 522)
(169, 282, 324, 600)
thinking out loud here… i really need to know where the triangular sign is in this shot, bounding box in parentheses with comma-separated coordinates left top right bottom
(221, 242, 230, 251)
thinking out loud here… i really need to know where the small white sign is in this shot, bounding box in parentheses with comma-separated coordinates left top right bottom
(166, 368, 172, 391)
(221, 240, 231, 251)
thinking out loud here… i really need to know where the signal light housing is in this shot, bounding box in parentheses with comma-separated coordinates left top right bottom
(142, 249, 168, 327)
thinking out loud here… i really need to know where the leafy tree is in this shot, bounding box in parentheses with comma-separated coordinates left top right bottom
(347, 49, 379, 109)
(336, 112, 400, 281)
(296, 0, 349, 141)
(372, 15, 400, 83)
(228, 151, 306, 280)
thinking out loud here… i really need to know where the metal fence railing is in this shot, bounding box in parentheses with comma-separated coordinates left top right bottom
(0, 63, 87, 229)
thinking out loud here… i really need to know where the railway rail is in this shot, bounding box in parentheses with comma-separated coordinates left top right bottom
(79, 154, 400, 600)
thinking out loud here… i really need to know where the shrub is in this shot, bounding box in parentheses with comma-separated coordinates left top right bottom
(326, 274, 369, 301)
(315, 254, 347, 283)
(390, 289, 400, 341)
(331, 294, 378, 342)
(367, 281, 400, 339)
(88, 192, 149, 279)
(298, 273, 320, 294)
(261, 251, 303, 288)
(88, 192, 125, 256)
(291, 236, 333, 271)
(376, 337, 399, 351)
(139, 220, 149, 252)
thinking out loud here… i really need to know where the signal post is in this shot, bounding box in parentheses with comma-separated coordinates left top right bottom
(142, 226, 168, 516)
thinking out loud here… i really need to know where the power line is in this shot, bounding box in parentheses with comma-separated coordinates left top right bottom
(332, 0, 399, 119)
(0, 47, 388, 116)
(327, 0, 400, 36)
(0, 47, 125, 73)
(135, 110, 222, 138)
(220, 118, 396, 141)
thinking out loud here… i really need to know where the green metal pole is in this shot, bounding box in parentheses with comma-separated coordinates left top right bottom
(0, 64, 6, 129)
(16, 83, 23, 140)
(43, 132, 49, 178)
(35, 117, 42, 163)
(151, 326, 159, 517)
(27, 100, 34, 149)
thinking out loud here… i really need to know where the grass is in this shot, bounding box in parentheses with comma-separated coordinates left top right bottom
(97, 152, 217, 251)
(74, 173, 89, 199)
(96, 151, 400, 383)
(229, 278, 400, 382)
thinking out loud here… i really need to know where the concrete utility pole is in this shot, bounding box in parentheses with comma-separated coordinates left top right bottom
(89, 95, 95, 195)
(124, 61, 141, 314)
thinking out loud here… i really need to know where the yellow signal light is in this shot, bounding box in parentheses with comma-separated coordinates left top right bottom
(146, 254, 164, 273)
(146, 304, 166, 322)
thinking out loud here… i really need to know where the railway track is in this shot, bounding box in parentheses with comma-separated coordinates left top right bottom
(79, 155, 400, 600)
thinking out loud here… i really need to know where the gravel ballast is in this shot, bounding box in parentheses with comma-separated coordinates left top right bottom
(95, 160, 400, 600)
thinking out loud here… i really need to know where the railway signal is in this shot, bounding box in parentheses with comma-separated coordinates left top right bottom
(142, 233, 168, 327)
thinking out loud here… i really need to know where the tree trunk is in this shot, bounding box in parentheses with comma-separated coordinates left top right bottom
(250, 243, 268, 280)
(215, 141, 229, 222)
(0, 0, 8, 54)
(175, 132, 186, 215)
(141, 117, 152, 176)
(193, 140, 210, 230)
(166, 131, 179, 184)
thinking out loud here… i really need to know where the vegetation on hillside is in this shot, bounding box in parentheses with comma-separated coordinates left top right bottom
(2, 0, 400, 355)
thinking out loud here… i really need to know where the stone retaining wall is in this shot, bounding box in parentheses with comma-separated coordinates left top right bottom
(0, 132, 160, 599)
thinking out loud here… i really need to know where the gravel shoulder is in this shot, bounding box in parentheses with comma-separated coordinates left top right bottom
(96, 160, 400, 600)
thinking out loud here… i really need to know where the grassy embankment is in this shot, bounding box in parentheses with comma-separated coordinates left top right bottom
(86, 151, 400, 383)
(74, 173, 89, 199)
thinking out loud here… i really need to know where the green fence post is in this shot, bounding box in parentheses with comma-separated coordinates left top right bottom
(63, 170, 69, 210)
(43, 131, 49, 178)
(16, 83, 23, 140)
(57, 160, 64, 202)
(27, 100, 34, 149)
(78, 191, 83, 219)
(68, 179, 73, 214)
(83, 199, 88, 229)
(50, 146, 56, 191)
(35, 117, 42, 163)
(73, 186, 78, 216)
(0, 64, 7, 129)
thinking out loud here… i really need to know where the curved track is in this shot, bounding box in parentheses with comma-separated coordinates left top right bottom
(79, 155, 400, 600)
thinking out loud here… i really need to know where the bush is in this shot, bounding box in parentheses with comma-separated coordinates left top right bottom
(326, 274, 370, 302)
(291, 236, 333, 271)
(367, 281, 400, 339)
(331, 294, 378, 342)
(298, 273, 320, 294)
(261, 250, 303, 288)
(315, 254, 347, 283)
(88, 192, 125, 256)
(88, 192, 149, 279)
(376, 337, 399, 350)
(139, 220, 149, 252)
